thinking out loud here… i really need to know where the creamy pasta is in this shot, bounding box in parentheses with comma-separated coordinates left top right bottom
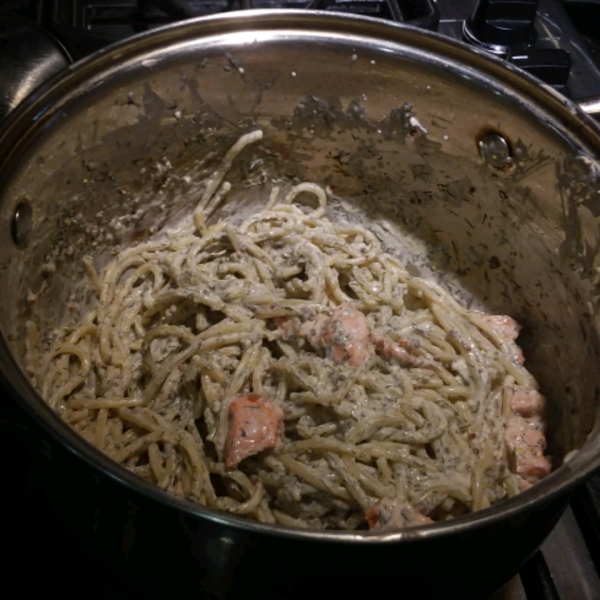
(26, 130, 551, 531)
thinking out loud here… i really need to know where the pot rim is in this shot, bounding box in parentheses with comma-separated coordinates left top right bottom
(1, 9, 599, 543)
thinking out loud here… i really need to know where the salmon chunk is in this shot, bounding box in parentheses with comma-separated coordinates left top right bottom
(321, 305, 371, 367)
(366, 498, 433, 531)
(278, 305, 372, 367)
(371, 333, 434, 369)
(511, 388, 545, 419)
(225, 394, 283, 468)
(373, 335, 414, 365)
(505, 417, 551, 488)
(297, 314, 328, 350)
(274, 316, 297, 340)
(472, 312, 525, 363)
(476, 313, 520, 343)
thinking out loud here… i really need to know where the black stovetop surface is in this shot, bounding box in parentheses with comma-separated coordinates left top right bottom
(2, 2, 600, 599)
(4, 0, 600, 100)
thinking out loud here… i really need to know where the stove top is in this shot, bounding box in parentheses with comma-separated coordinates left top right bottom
(4, 0, 600, 101)
(2, 2, 600, 599)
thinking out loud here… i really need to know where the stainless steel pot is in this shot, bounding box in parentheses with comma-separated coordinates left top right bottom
(1, 11, 600, 599)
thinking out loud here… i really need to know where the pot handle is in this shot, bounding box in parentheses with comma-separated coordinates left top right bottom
(579, 97, 600, 120)
(0, 11, 71, 124)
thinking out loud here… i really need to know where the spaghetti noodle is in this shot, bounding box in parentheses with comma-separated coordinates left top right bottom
(26, 130, 551, 530)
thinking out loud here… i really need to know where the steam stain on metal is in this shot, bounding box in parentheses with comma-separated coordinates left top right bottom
(557, 155, 600, 279)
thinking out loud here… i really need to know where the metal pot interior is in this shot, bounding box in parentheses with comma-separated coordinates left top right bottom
(1, 11, 600, 521)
